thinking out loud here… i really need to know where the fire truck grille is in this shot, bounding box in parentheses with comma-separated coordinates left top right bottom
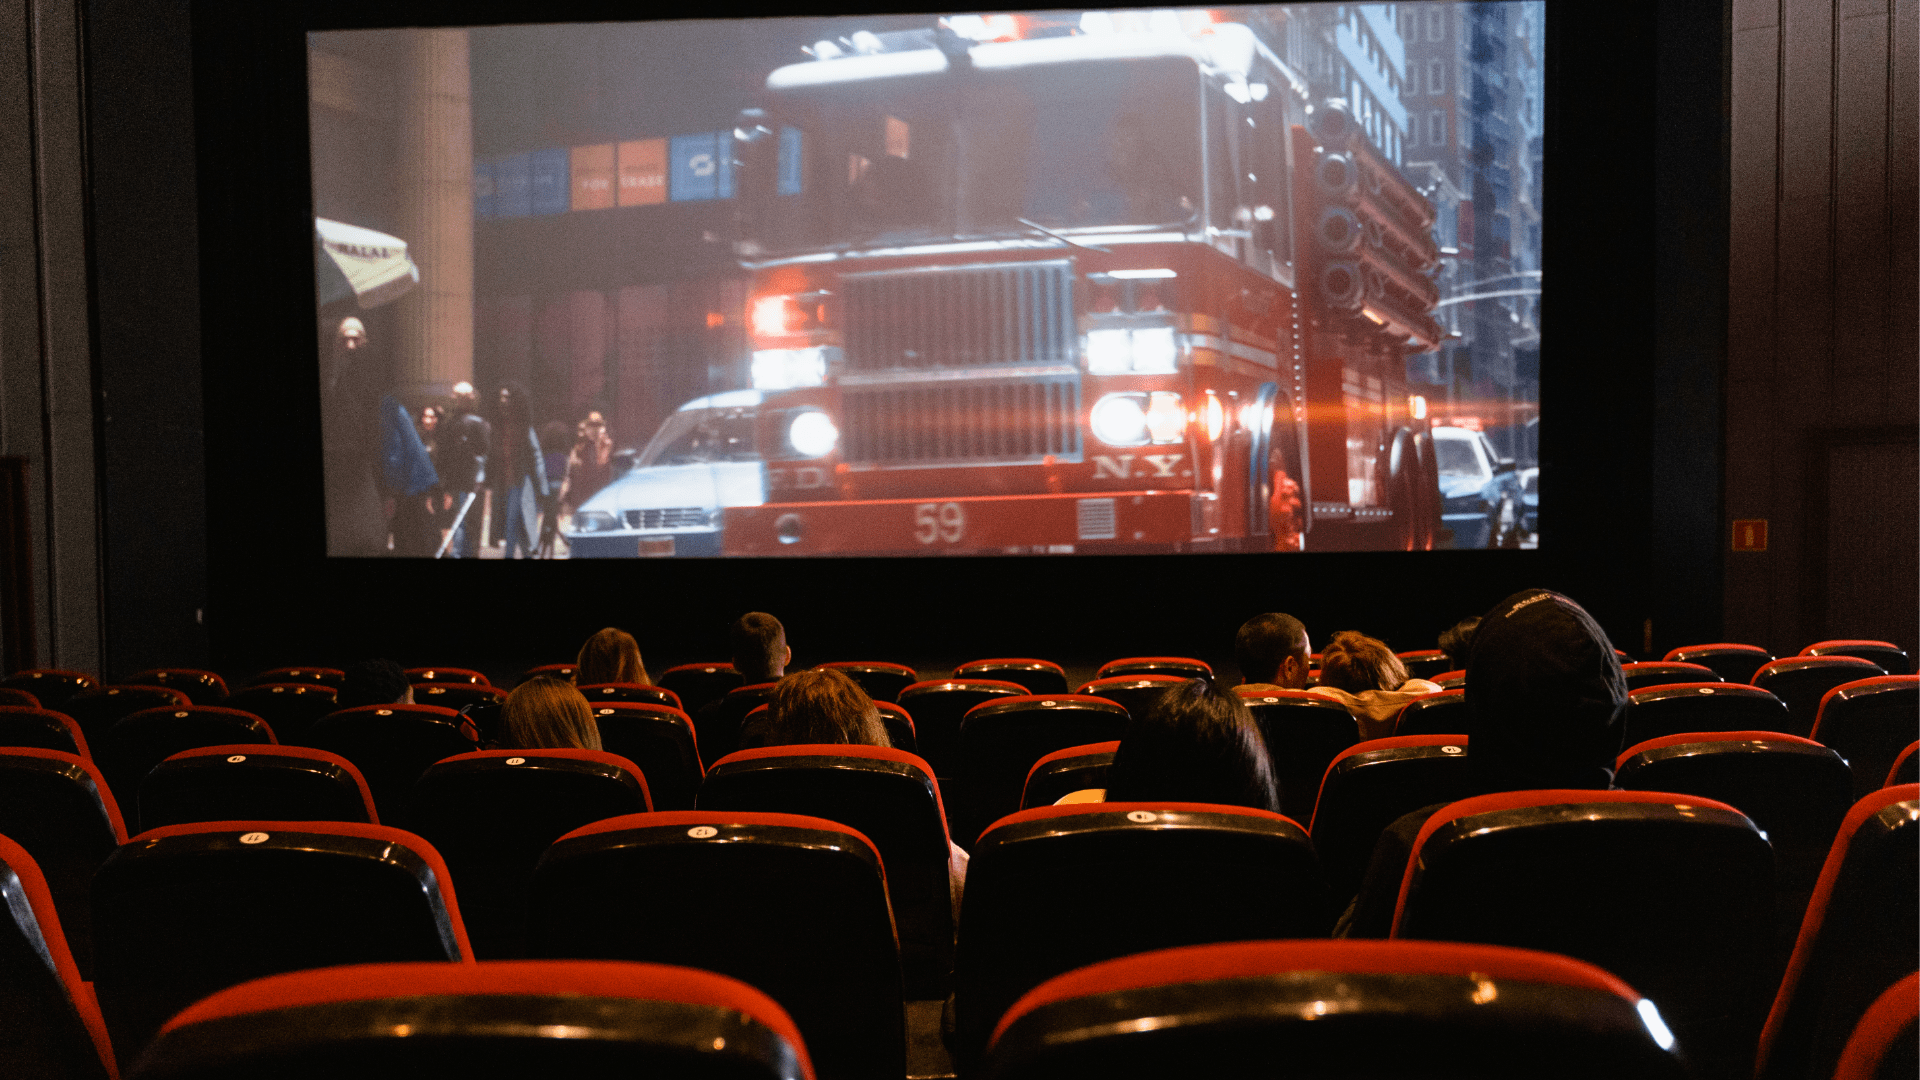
(841, 377, 1082, 467)
(842, 261, 1075, 371)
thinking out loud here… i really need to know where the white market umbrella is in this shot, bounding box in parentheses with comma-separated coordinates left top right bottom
(315, 217, 420, 309)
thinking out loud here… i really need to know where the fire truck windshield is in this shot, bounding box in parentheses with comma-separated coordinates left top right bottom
(751, 56, 1203, 254)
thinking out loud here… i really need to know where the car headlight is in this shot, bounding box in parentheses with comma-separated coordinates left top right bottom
(573, 510, 621, 533)
(1085, 326, 1179, 374)
(786, 409, 839, 458)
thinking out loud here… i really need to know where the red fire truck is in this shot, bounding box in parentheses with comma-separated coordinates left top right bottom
(720, 14, 1443, 555)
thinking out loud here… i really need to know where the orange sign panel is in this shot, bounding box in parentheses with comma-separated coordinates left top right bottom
(1731, 519, 1768, 552)
(570, 144, 615, 211)
(617, 139, 667, 206)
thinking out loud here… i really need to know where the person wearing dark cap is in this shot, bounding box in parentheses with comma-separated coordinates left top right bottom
(1334, 587, 1628, 936)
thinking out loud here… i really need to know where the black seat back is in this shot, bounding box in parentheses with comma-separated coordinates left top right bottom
(1813, 676, 1919, 799)
(1621, 661, 1723, 692)
(951, 695, 1129, 845)
(952, 659, 1069, 696)
(0, 748, 126, 978)
(1308, 734, 1472, 905)
(655, 663, 743, 719)
(222, 683, 340, 745)
(816, 662, 917, 704)
(0, 834, 116, 1080)
(1754, 657, 1886, 736)
(96, 706, 275, 830)
(305, 704, 477, 827)
(139, 744, 378, 828)
(896, 680, 1028, 777)
(0, 706, 89, 756)
(591, 702, 703, 808)
(1237, 690, 1363, 824)
(1020, 741, 1119, 809)
(1622, 682, 1791, 745)
(1391, 688, 1468, 736)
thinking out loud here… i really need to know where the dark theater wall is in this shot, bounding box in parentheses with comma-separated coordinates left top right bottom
(1726, 0, 1919, 662)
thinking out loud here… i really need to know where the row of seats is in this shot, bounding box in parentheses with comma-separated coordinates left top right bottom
(4, 780, 1912, 1079)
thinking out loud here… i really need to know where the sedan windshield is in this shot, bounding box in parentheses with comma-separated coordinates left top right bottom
(1434, 437, 1488, 481)
(751, 55, 1202, 252)
(638, 406, 759, 467)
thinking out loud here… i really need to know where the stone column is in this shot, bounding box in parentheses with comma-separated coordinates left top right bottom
(392, 28, 474, 396)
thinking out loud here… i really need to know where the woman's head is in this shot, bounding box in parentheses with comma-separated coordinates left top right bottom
(1104, 678, 1280, 814)
(764, 667, 889, 748)
(575, 627, 648, 686)
(1317, 631, 1409, 694)
(502, 676, 602, 751)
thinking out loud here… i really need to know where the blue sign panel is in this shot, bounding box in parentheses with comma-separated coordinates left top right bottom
(670, 131, 733, 202)
(778, 126, 804, 196)
(494, 154, 531, 218)
(472, 162, 495, 218)
(529, 148, 570, 215)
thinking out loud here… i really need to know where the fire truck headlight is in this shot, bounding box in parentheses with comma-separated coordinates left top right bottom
(1131, 327, 1178, 373)
(1147, 391, 1187, 444)
(1090, 393, 1150, 446)
(1087, 329, 1132, 375)
(751, 347, 831, 390)
(786, 409, 839, 458)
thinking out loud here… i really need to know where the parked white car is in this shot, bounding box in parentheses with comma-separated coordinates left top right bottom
(564, 391, 767, 558)
(1432, 424, 1526, 549)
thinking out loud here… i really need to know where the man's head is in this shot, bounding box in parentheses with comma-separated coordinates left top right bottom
(450, 381, 478, 414)
(336, 316, 367, 351)
(339, 658, 412, 710)
(730, 612, 790, 683)
(1235, 613, 1312, 689)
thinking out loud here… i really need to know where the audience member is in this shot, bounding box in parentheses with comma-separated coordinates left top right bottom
(738, 667, 890, 750)
(1307, 631, 1445, 740)
(693, 611, 792, 762)
(338, 658, 413, 709)
(1234, 612, 1313, 692)
(1336, 588, 1628, 936)
(575, 627, 649, 686)
(1437, 615, 1480, 671)
(1098, 678, 1283, 813)
(500, 676, 602, 751)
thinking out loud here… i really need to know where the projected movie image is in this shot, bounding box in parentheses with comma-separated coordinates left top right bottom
(312, 4, 1543, 558)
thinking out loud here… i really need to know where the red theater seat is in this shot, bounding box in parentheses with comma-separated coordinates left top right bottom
(1621, 661, 1723, 692)
(1093, 656, 1212, 681)
(246, 666, 344, 689)
(655, 662, 742, 718)
(1831, 971, 1919, 1080)
(951, 658, 1069, 696)
(950, 802, 1325, 1068)
(895, 679, 1027, 777)
(1886, 741, 1919, 788)
(815, 661, 917, 704)
(411, 749, 651, 960)
(1308, 734, 1472, 906)
(91, 820, 469, 1061)
(873, 700, 915, 753)
(982, 940, 1689, 1080)
(137, 960, 814, 1080)
(0, 834, 118, 1080)
(0, 748, 127, 978)
(1614, 731, 1853, 936)
(950, 694, 1130, 847)
(1390, 789, 1775, 1079)
(530, 811, 902, 1080)
(305, 703, 477, 826)
(0, 706, 90, 757)
(124, 668, 227, 706)
(1801, 639, 1913, 676)
(61, 686, 189, 750)
(409, 682, 505, 730)
(1813, 675, 1920, 799)
(1754, 656, 1886, 736)
(0, 669, 98, 710)
(693, 681, 778, 766)
(1755, 785, 1920, 1080)
(1020, 740, 1120, 810)
(0, 686, 40, 708)
(699, 744, 954, 997)
(576, 682, 681, 711)
(221, 683, 339, 745)
(590, 702, 702, 808)
(1663, 642, 1775, 684)
(1394, 648, 1454, 681)
(1431, 668, 1466, 688)
(1074, 674, 1187, 722)
(519, 662, 576, 682)
(1391, 686, 1468, 737)
(404, 666, 489, 686)
(1234, 688, 1364, 825)
(138, 744, 377, 828)
(1621, 682, 1790, 745)
(95, 706, 275, 829)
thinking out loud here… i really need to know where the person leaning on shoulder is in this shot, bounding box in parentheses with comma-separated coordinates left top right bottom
(1306, 631, 1444, 741)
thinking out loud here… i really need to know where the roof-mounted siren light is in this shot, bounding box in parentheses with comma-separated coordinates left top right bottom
(1200, 21, 1257, 79)
(943, 13, 1020, 41)
(804, 39, 844, 60)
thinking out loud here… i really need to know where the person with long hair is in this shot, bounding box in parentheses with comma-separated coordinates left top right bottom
(501, 676, 602, 751)
(1307, 630, 1445, 740)
(739, 666, 889, 749)
(1101, 678, 1282, 813)
(575, 627, 649, 686)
